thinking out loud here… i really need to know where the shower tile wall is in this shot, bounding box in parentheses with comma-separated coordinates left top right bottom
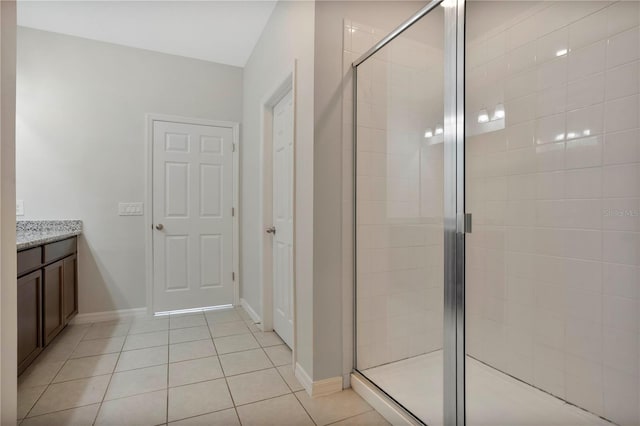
(466, 2, 640, 424)
(346, 20, 445, 370)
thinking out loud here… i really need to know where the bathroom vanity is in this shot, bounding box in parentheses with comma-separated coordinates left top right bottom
(16, 221, 82, 374)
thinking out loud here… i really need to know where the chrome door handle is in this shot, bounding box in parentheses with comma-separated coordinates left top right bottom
(266, 226, 276, 234)
(155, 224, 164, 231)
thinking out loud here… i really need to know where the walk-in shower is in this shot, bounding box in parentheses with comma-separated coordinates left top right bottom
(352, 1, 640, 425)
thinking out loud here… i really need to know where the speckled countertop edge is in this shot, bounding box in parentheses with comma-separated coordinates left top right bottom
(17, 220, 83, 251)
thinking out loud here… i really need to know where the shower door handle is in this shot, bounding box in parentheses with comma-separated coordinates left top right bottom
(464, 213, 472, 234)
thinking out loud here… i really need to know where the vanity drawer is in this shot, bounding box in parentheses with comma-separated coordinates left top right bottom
(17, 247, 43, 277)
(44, 237, 77, 264)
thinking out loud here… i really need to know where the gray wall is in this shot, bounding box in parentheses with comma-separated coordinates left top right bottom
(241, 1, 316, 377)
(16, 27, 243, 314)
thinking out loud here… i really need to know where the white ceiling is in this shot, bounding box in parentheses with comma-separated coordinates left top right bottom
(17, 1, 277, 67)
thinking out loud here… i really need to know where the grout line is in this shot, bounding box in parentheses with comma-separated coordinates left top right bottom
(204, 311, 243, 426)
(92, 337, 126, 426)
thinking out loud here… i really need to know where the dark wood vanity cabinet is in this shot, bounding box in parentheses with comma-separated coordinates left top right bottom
(17, 237, 78, 374)
(17, 270, 42, 375)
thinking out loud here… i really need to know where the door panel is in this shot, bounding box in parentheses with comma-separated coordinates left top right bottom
(153, 120, 235, 312)
(18, 270, 43, 375)
(43, 260, 64, 345)
(272, 90, 295, 348)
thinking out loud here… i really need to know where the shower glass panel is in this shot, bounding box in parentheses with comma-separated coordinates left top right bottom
(354, 5, 446, 424)
(466, 2, 640, 425)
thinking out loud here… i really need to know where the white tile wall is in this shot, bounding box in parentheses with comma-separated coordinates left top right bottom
(347, 19, 445, 370)
(466, 2, 640, 425)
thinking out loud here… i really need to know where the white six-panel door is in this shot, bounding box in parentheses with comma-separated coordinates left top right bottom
(272, 90, 294, 348)
(153, 120, 234, 312)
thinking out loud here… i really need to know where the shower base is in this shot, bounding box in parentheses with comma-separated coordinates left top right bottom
(361, 351, 612, 426)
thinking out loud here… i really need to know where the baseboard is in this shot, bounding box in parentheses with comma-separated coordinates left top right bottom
(312, 376, 343, 397)
(240, 298, 261, 324)
(294, 363, 343, 397)
(70, 307, 147, 324)
(351, 373, 418, 425)
(295, 362, 313, 395)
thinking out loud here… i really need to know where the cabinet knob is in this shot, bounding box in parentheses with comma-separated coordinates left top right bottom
(155, 224, 164, 231)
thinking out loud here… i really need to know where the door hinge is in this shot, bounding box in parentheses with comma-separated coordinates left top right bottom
(232, 272, 235, 281)
(464, 213, 472, 234)
(232, 143, 236, 152)
(232, 207, 235, 217)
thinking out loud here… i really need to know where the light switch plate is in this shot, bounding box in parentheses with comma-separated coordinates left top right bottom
(118, 202, 143, 216)
(16, 200, 24, 216)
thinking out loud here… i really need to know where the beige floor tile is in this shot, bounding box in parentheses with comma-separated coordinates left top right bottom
(20, 403, 100, 426)
(54, 325, 91, 347)
(29, 375, 110, 417)
(214, 333, 259, 355)
(82, 323, 130, 340)
(218, 348, 272, 377)
(236, 394, 314, 426)
(169, 326, 211, 344)
(17, 385, 46, 419)
(104, 365, 167, 401)
(252, 331, 284, 347)
(276, 365, 304, 392)
(236, 307, 251, 321)
(115, 346, 168, 372)
(226, 368, 290, 406)
(53, 353, 118, 383)
(246, 322, 261, 333)
(123, 330, 168, 351)
(330, 410, 390, 425)
(169, 356, 223, 387)
(295, 389, 372, 426)
(210, 321, 250, 338)
(170, 314, 206, 330)
(205, 310, 241, 324)
(18, 360, 65, 388)
(264, 344, 292, 366)
(168, 408, 240, 425)
(95, 389, 167, 426)
(35, 342, 76, 364)
(128, 318, 169, 335)
(71, 337, 125, 358)
(167, 378, 233, 422)
(169, 339, 216, 363)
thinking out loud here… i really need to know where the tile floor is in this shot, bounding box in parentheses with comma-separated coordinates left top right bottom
(364, 351, 613, 426)
(18, 306, 388, 426)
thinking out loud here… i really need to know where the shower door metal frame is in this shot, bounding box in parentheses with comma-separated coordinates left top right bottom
(351, 0, 466, 424)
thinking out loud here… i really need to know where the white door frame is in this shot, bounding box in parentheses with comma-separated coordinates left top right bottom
(260, 64, 297, 356)
(145, 114, 240, 316)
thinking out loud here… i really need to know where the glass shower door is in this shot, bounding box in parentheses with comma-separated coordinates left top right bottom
(352, 2, 462, 424)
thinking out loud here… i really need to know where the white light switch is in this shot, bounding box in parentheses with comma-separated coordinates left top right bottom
(118, 202, 143, 216)
(16, 200, 24, 216)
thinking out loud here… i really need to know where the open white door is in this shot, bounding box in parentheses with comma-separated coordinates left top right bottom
(152, 120, 235, 313)
(270, 90, 294, 348)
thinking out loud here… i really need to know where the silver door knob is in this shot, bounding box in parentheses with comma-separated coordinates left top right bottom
(155, 224, 164, 230)
(266, 226, 276, 234)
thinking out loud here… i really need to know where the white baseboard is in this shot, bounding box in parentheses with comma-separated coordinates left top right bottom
(295, 362, 313, 395)
(240, 298, 261, 324)
(312, 376, 343, 397)
(71, 307, 147, 324)
(295, 363, 343, 397)
(351, 373, 417, 425)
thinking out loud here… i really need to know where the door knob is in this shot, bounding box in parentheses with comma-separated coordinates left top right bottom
(266, 226, 276, 234)
(155, 224, 164, 230)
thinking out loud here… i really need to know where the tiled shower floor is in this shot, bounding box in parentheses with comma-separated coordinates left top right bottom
(363, 351, 613, 426)
(18, 306, 388, 425)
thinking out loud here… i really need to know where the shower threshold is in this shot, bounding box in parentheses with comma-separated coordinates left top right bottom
(360, 351, 614, 426)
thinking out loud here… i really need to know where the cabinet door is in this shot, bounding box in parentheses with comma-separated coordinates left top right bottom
(43, 260, 64, 345)
(18, 270, 43, 375)
(63, 254, 77, 324)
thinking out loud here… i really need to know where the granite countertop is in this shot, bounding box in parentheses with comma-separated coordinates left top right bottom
(17, 220, 83, 251)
